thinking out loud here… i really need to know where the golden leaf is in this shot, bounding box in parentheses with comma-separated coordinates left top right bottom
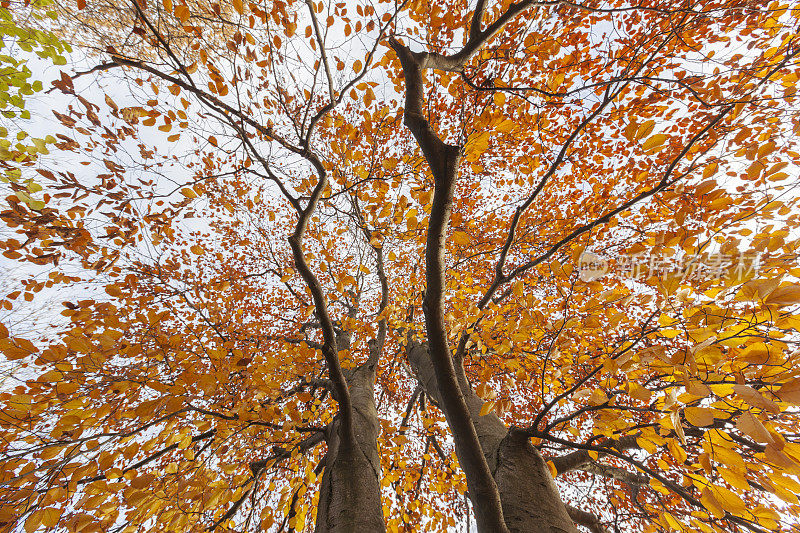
(684, 407, 714, 427)
(701, 487, 725, 519)
(642, 134, 668, 152)
(181, 187, 198, 199)
(777, 377, 800, 404)
(765, 284, 800, 306)
(733, 384, 780, 413)
(546, 460, 558, 478)
(635, 119, 655, 140)
(479, 400, 495, 417)
(736, 411, 774, 444)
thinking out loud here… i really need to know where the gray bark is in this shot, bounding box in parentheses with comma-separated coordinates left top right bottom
(408, 341, 577, 533)
(314, 365, 386, 532)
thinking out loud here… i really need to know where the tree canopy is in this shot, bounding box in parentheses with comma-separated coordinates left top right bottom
(2, 0, 800, 532)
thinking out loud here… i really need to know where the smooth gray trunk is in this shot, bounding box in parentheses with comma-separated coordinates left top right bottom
(408, 341, 578, 533)
(314, 365, 386, 533)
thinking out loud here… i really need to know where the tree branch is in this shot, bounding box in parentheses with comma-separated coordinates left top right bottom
(390, 36, 509, 533)
(566, 505, 608, 533)
(305, 0, 336, 103)
(548, 435, 641, 475)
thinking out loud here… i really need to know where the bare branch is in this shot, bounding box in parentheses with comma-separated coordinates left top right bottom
(305, 0, 336, 103)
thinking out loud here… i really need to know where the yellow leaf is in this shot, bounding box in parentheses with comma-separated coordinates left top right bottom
(496, 119, 515, 133)
(628, 383, 652, 403)
(702, 162, 718, 179)
(181, 187, 198, 199)
(765, 284, 800, 306)
(479, 400, 495, 416)
(684, 406, 714, 427)
(635, 436, 657, 454)
(701, 487, 725, 519)
(476, 382, 497, 400)
(737, 343, 776, 365)
(0, 337, 38, 360)
(719, 466, 751, 492)
(736, 411, 774, 443)
(24, 511, 42, 533)
(584, 315, 601, 328)
(105, 284, 123, 298)
(777, 377, 800, 404)
(671, 410, 686, 445)
(232, 0, 244, 14)
(686, 381, 711, 398)
(9, 394, 32, 412)
(642, 134, 668, 152)
(175, 5, 190, 23)
(733, 384, 780, 413)
(710, 484, 747, 514)
(178, 434, 192, 449)
(696, 179, 716, 195)
(765, 443, 799, 470)
(635, 119, 655, 140)
(364, 87, 375, 106)
(546, 460, 557, 478)
(589, 389, 608, 406)
(131, 473, 155, 489)
(452, 231, 470, 246)
(659, 328, 681, 339)
(40, 508, 61, 528)
(190, 245, 205, 255)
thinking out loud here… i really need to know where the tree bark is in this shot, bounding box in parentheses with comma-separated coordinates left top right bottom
(390, 37, 511, 532)
(315, 364, 386, 532)
(408, 341, 577, 533)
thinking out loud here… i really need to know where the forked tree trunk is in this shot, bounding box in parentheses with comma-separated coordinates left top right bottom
(314, 364, 386, 532)
(408, 341, 577, 533)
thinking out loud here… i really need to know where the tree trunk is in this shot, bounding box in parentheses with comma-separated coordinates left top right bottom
(315, 364, 386, 532)
(408, 341, 577, 533)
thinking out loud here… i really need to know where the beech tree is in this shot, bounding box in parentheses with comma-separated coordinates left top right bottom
(2, 0, 800, 531)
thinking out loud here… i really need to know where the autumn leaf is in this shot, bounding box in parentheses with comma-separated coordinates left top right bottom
(684, 407, 714, 427)
(3, 2, 800, 533)
(778, 377, 800, 404)
(641, 134, 668, 152)
(765, 284, 800, 306)
(736, 412, 775, 444)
